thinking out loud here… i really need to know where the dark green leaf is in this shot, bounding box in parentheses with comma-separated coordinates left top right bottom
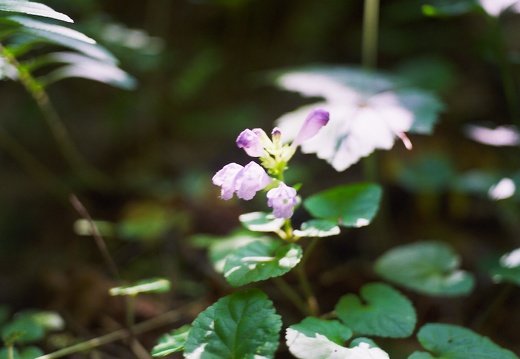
(288, 317, 352, 345)
(304, 183, 382, 227)
(0, 1, 72, 22)
(336, 282, 416, 338)
(184, 289, 281, 359)
(421, 0, 478, 17)
(408, 323, 519, 359)
(223, 239, 302, 287)
(374, 241, 475, 296)
(151, 325, 190, 357)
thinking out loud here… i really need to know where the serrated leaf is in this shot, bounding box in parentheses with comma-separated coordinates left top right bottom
(374, 241, 474, 296)
(39, 52, 136, 89)
(304, 183, 382, 227)
(151, 325, 190, 357)
(286, 328, 389, 359)
(223, 239, 302, 287)
(5, 16, 116, 63)
(184, 289, 281, 359)
(408, 323, 519, 359)
(275, 66, 443, 171)
(109, 278, 170, 296)
(239, 211, 285, 232)
(293, 219, 340, 238)
(335, 282, 416, 338)
(288, 317, 352, 345)
(0, 1, 72, 22)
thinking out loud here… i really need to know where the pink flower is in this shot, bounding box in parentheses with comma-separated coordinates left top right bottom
(267, 182, 298, 219)
(236, 129, 265, 157)
(212, 161, 271, 200)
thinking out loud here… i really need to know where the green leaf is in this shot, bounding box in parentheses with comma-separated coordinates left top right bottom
(489, 248, 520, 286)
(109, 278, 171, 296)
(288, 317, 352, 345)
(0, 1, 72, 22)
(421, 0, 478, 17)
(304, 183, 382, 227)
(374, 241, 475, 296)
(39, 52, 136, 89)
(239, 211, 285, 233)
(293, 219, 340, 238)
(335, 282, 416, 338)
(396, 89, 445, 134)
(184, 289, 281, 359)
(408, 323, 519, 359)
(286, 328, 390, 359)
(223, 239, 302, 287)
(2, 313, 44, 344)
(151, 325, 190, 357)
(5, 16, 116, 63)
(19, 346, 43, 359)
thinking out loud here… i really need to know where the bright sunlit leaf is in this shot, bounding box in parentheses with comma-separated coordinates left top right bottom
(293, 219, 340, 238)
(304, 183, 382, 227)
(223, 239, 302, 287)
(275, 66, 443, 171)
(489, 248, 520, 286)
(109, 278, 171, 296)
(151, 325, 191, 357)
(286, 328, 389, 359)
(374, 241, 475, 296)
(409, 323, 520, 359)
(184, 289, 281, 359)
(239, 211, 285, 233)
(336, 283, 416, 338)
(0, 1, 72, 22)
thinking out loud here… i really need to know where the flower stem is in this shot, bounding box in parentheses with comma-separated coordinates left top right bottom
(362, 0, 380, 71)
(272, 277, 312, 316)
(0, 42, 113, 190)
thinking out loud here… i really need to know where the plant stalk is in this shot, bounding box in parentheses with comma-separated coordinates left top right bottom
(362, 0, 380, 71)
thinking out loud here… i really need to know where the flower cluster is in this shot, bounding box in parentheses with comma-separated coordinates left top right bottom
(212, 108, 329, 219)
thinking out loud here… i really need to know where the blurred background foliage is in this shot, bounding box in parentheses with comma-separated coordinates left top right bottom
(1, 0, 520, 357)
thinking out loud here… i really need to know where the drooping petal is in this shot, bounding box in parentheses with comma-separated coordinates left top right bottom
(267, 182, 298, 219)
(212, 163, 243, 200)
(234, 162, 272, 200)
(292, 108, 330, 147)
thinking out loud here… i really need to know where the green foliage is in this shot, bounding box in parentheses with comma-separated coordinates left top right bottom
(0, 346, 44, 359)
(335, 282, 416, 338)
(0, 0, 72, 22)
(184, 289, 281, 359)
(489, 248, 520, 286)
(408, 323, 520, 359)
(288, 317, 353, 345)
(239, 211, 285, 233)
(293, 219, 340, 238)
(223, 238, 302, 287)
(109, 278, 171, 296)
(304, 183, 382, 228)
(151, 325, 191, 357)
(421, 0, 479, 17)
(374, 241, 475, 296)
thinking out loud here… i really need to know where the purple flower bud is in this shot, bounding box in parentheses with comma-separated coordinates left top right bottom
(267, 182, 298, 219)
(236, 129, 265, 157)
(234, 162, 272, 200)
(212, 163, 243, 200)
(292, 108, 330, 147)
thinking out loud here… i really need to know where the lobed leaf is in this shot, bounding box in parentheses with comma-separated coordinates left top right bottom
(223, 239, 302, 287)
(374, 241, 475, 296)
(0, 0, 72, 22)
(304, 183, 382, 227)
(184, 289, 281, 359)
(335, 282, 416, 338)
(408, 323, 519, 359)
(288, 317, 352, 345)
